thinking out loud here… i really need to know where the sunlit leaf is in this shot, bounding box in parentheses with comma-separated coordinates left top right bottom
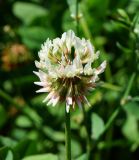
(0, 136, 17, 148)
(71, 139, 82, 157)
(117, 9, 130, 22)
(91, 113, 105, 140)
(18, 26, 55, 49)
(13, 2, 47, 24)
(76, 154, 87, 160)
(5, 150, 13, 160)
(0, 147, 13, 160)
(43, 127, 65, 142)
(23, 154, 58, 160)
(16, 115, 32, 128)
(127, 0, 139, 14)
(123, 102, 139, 120)
(122, 114, 139, 143)
(133, 13, 139, 35)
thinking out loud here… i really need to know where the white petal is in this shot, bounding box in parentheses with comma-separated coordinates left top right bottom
(87, 40, 94, 55)
(35, 61, 41, 68)
(53, 38, 61, 46)
(90, 75, 99, 83)
(38, 51, 46, 60)
(94, 51, 100, 60)
(94, 61, 106, 75)
(73, 55, 83, 74)
(66, 103, 70, 113)
(33, 70, 47, 81)
(65, 65, 75, 77)
(84, 62, 93, 75)
(39, 70, 48, 81)
(76, 99, 82, 109)
(33, 71, 40, 77)
(75, 38, 84, 55)
(52, 96, 60, 106)
(65, 96, 72, 112)
(47, 99, 53, 106)
(47, 95, 60, 106)
(66, 30, 75, 52)
(36, 88, 49, 93)
(49, 70, 58, 78)
(34, 82, 46, 86)
(43, 91, 55, 103)
(66, 97, 72, 105)
(84, 96, 91, 107)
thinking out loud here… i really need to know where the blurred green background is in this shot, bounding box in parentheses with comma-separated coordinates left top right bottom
(0, 0, 139, 159)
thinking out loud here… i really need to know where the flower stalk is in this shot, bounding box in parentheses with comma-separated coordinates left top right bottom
(65, 109, 71, 160)
(82, 105, 92, 159)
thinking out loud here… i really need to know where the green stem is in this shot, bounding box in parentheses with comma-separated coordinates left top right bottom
(104, 107, 120, 133)
(121, 72, 136, 105)
(76, 0, 79, 35)
(82, 105, 91, 159)
(65, 109, 71, 160)
(80, 17, 92, 40)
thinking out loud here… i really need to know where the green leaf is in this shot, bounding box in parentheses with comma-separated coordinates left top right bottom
(117, 9, 130, 22)
(16, 115, 32, 128)
(133, 13, 139, 35)
(91, 113, 105, 140)
(23, 154, 58, 160)
(75, 154, 87, 160)
(18, 26, 55, 49)
(23, 106, 42, 127)
(13, 2, 47, 24)
(43, 127, 65, 142)
(122, 114, 139, 143)
(123, 102, 139, 120)
(71, 139, 82, 157)
(0, 136, 17, 148)
(11, 129, 27, 140)
(104, 90, 119, 102)
(127, 0, 139, 14)
(116, 9, 131, 28)
(5, 150, 13, 160)
(132, 96, 139, 102)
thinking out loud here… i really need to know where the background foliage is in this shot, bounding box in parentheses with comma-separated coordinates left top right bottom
(0, 0, 139, 159)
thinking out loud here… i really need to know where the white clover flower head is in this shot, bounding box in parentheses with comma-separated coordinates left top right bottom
(34, 30, 106, 112)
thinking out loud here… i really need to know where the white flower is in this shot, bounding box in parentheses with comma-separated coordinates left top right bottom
(34, 30, 106, 112)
